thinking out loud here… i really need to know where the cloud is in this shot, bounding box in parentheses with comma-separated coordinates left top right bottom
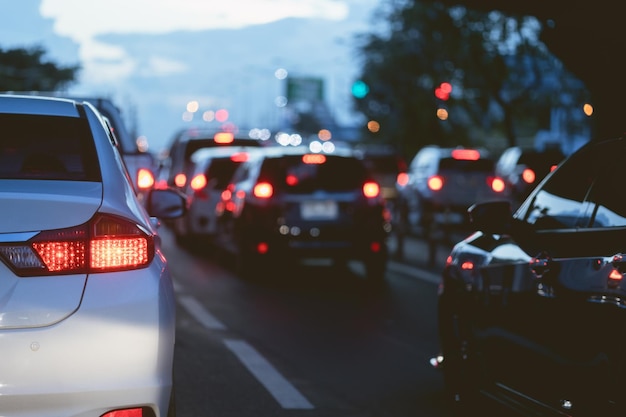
(39, 0, 349, 40)
(39, 0, 351, 85)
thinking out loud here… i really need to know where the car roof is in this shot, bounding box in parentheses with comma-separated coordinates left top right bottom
(256, 145, 358, 159)
(1, 91, 137, 153)
(0, 94, 82, 116)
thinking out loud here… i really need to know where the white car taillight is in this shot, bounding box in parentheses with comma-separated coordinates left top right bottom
(0, 214, 154, 277)
(136, 168, 155, 189)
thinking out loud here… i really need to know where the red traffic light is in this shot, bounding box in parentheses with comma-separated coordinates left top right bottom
(434, 82, 452, 101)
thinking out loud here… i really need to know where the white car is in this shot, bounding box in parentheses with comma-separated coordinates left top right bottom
(171, 146, 256, 247)
(0, 94, 185, 417)
(1, 91, 159, 201)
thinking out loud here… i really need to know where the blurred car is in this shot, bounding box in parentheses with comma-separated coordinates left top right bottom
(215, 145, 391, 280)
(0, 94, 185, 416)
(160, 127, 269, 192)
(398, 145, 507, 241)
(171, 145, 253, 246)
(496, 145, 565, 207)
(354, 144, 408, 203)
(434, 136, 626, 416)
(1, 91, 158, 200)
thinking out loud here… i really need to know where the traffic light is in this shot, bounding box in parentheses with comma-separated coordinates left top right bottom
(351, 80, 370, 99)
(434, 82, 452, 101)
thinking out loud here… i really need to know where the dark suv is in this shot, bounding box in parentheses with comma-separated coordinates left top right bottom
(435, 136, 626, 416)
(215, 146, 391, 280)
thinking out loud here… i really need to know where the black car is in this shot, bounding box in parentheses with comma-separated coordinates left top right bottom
(215, 146, 391, 280)
(435, 136, 626, 416)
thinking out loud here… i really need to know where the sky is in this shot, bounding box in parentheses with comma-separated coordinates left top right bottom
(1, 0, 384, 153)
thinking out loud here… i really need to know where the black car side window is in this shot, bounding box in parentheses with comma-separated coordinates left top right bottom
(585, 149, 626, 227)
(520, 139, 618, 230)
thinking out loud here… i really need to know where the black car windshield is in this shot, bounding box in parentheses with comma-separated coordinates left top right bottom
(206, 157, 243, 189)
(519, 138, 626, 229)
(0, 113, 101, 181)
(260, 154, 369, 194)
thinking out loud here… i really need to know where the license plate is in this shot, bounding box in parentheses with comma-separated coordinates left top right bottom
(300, 200, 338, 220)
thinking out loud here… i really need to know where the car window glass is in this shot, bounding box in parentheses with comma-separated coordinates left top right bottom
(438, 157, 494, 172)
(206, 158, 242, 189)
(0, 113, 101, 181)
(586, 153, 626, 227)
(520, 139, 618, 229)
(261, 155, 368, 193)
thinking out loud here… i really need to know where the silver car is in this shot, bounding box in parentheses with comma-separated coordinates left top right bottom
(172, 145, 258, 247)
(0, 94, 184, 416)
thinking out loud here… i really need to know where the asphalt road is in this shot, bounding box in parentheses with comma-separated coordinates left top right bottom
(164, 227, 470, 417)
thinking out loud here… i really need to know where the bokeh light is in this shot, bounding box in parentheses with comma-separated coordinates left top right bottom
(136, 135, 149, 152)
(215, 109, 229, 122)
(186, 100, 199, 113)
(275, 68, 288, 80)
(202, 110, 215, 122)
(367, 120, 380, 133)
(318, 129, 332, 141)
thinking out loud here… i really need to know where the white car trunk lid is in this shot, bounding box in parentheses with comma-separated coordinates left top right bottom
(0, 180, 102, 328)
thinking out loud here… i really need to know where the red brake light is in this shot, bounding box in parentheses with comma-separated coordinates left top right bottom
(521, 168, 536, 184)
(286, 174, 298, 186)
(451, 149, 480, 160)
(370, 241, 382, 253)
(427, 175, 444, 191)
(253, 182, 273, 198)
(101, 408, 144, 417)
(363, 181, 380, 198)
(609, 269, 623, 281)
(136, 168, 155, 190)
(256, 242, 269, 254)
(174, 173, 186, 188)
(461, 261, 474, 270)
(396, 172, 409, 187)
(154, 179, 168, 190)
(489, 176, 506, 193)
(0, 214, 154, 276)
(231, 152, 248, 162)
(550, 164, 558, 172)
(214, 132, 234, 144)
(190, 174, 207, 191)
(302, 154, 326, 164)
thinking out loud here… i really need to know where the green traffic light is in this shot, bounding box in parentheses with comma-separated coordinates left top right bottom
(352, 80, 369, 98)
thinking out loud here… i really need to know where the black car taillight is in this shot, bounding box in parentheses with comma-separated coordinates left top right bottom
(488, 176, 506, 193)
(253, 181, 273, 198)
(363, 181, 380, 198)
(0, 214, 154, 277)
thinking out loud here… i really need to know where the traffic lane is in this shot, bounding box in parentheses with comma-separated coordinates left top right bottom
(171, 260, 449, 417)
(162, 225, 454, 416)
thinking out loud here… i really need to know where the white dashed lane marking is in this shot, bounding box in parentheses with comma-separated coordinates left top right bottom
(177, 292, 315, 410)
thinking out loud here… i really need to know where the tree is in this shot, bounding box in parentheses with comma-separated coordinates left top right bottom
(433, 0, 624, 141)
(352, 0, 589, 158)
(0, 46, 79, 91)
